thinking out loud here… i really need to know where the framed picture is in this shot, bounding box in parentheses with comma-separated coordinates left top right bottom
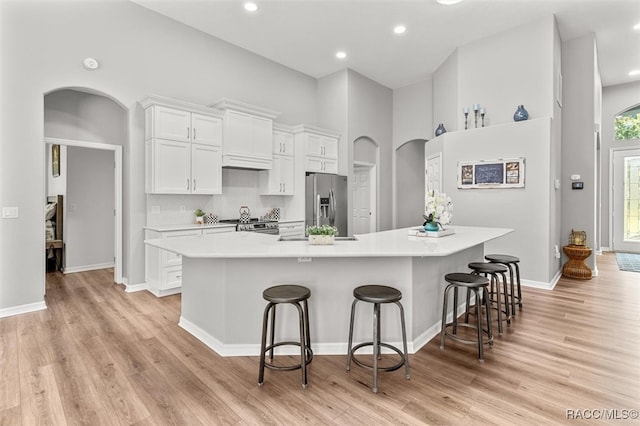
(52, 144, 60, 177)
(457, 157, 525, 189)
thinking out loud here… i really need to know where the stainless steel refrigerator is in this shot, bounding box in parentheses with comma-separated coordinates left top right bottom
(305, 172, 348, 237)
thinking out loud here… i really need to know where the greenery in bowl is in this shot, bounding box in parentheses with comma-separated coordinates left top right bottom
(306, 225, 338, 236)
(194, 209, 205, 217)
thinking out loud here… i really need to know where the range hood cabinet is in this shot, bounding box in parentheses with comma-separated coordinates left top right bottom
(211, 98, 281, 171)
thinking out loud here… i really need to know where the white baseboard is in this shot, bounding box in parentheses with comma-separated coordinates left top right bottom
(146, 286, 181, 297)
(125, 281, 148, 293)
(521, 269, 560, 290)
(64, 262, 114, 274)
(179, 305, 468, 358)
(0, 301, 47, 319)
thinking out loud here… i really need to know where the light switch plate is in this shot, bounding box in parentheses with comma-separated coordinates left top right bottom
(2, 207, 19, 218)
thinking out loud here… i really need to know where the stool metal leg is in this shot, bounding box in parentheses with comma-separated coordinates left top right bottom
(440, 284, 451, 349)
(372, 302, 380, 393)
(498, 271, 511, 326)
(269, 304, 276, 361)
(293, 302, 308, 389)
(483, 287, 494, 347)
(395, 301, 410, 380)
(376, 304, 382, 360)
(474, 288, 484, 361)
(258, 302, 274, 386)
(514, 263, 522, 309)
(452, 286, 459, 334)
(346, 299, 358, 371)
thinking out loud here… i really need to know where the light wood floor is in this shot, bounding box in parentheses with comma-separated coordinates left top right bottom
(1, 253, 639, 425)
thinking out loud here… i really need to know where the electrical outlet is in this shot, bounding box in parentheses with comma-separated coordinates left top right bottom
(297, 257, 312, 263)
(179, 205, 186, 213)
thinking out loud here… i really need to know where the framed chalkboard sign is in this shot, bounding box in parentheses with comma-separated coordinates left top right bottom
(457, 157, 525, 189)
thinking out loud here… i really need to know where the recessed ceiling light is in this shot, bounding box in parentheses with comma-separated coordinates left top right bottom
(336, 51, 347, 59)
(634, 22, 640, 30)
(436, 0, 463, 4)
(244, 2, 258, 12)
(629, 70, 640, 76)
(393, 25, 407, 35)
(82, 57, 99, 71)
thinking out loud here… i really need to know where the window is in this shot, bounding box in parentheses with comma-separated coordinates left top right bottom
(615, 105, 640, 140)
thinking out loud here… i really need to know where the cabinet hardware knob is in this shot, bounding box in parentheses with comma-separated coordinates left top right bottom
(187, 179, 190, 190)
(193, 128, 196, 140)
(193, 179, 196, 191)
(187, 127, 190, 139)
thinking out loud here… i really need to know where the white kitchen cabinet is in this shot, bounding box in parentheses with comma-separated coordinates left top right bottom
(259, 124, 295, 195)
(273, 129, 294, 156)
(210, 98, 280, 170)
(147, 139, 191, 194)
(144, 105, 222, 146)
(278, 220, 305, 238)
(145, 225, 235, 297)
(146, 140, 222, 195)
(259, 155, 294, 195)
(191, 143, 222, 194)
(140, 96, 224, 195)
(293, 125, 341, 174)
(304, 156, 338, 174)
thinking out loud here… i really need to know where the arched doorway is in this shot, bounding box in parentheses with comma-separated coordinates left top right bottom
(353, 136, 379, 234)
(44, 88, 126, 283)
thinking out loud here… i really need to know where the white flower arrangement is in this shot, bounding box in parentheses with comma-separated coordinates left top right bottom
(423, 190, 453, 229)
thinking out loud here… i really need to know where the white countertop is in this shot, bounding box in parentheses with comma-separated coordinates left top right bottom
(144, 223, 237, 232)
(144, 225, 513, 259)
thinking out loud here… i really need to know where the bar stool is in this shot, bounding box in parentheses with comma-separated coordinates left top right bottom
(440, 273, 493, 361)
(485, 254, 522, 315)
(258, 285, 313, 389)
(346, 285, 410, 393)
(467, 262, 511, 334)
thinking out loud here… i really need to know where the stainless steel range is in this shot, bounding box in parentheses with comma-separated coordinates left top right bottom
(219, 218, 279, 235)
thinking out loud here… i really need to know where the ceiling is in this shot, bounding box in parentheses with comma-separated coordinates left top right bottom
(132, 0, 640, 89)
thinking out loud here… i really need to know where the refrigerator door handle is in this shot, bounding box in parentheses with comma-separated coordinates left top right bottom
(329, 189, 336, 226)
(316, 194, 321, 226)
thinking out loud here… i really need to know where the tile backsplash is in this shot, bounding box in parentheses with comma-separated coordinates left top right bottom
(146, 168, 290, 226)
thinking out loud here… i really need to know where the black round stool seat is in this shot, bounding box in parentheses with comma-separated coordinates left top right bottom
(353, 285, 402, 304)
(468, 262, 508, 274)
(445, 273, 489, 287)
(485, 254, 520, 264)
(263, 284, 310, 303)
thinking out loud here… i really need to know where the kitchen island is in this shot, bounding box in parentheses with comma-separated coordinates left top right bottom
(145, 226, 512, 356)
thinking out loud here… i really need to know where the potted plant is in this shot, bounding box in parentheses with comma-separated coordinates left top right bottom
(306, 225, 338, 245)
(423, 190, 453, 231)
(194, 209, 205, 224)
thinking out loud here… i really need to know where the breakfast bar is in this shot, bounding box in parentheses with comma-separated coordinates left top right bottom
(145, 226, 512, 356)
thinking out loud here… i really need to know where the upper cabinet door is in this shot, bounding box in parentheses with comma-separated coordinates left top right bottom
(191, 113, 222, 146)
(305, 133, 323, 157)
(153, 106, 191, 142)
(152, 139, 191, 194)
(321, 136, 338, 159)
(224, 111, 254, 154)
(191, 144, 222, 195)
(273, 130, 294, 156)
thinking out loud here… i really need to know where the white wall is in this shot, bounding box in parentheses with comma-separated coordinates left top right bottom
(0, 1, 317, 312)
(66, 147, 115, 272)
(600, 81, 640, 248)
(347, 70, 394, 231)
(561, 33, 599, 271)
(396, 141, 425, 228)
(427, 118, 553, 284)
(317, 70, 349, 175)
(457, 16, 555, 128)
(433, 50, 458, 134)
(393, 78, 433, 148)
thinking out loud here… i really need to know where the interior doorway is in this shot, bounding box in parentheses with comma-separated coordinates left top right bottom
(44, 138, 123, 283)
(353, 163, 376, 234)
(612, 148, 640, 253)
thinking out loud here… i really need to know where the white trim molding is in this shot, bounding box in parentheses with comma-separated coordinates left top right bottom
(0, 301, 47, 319)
